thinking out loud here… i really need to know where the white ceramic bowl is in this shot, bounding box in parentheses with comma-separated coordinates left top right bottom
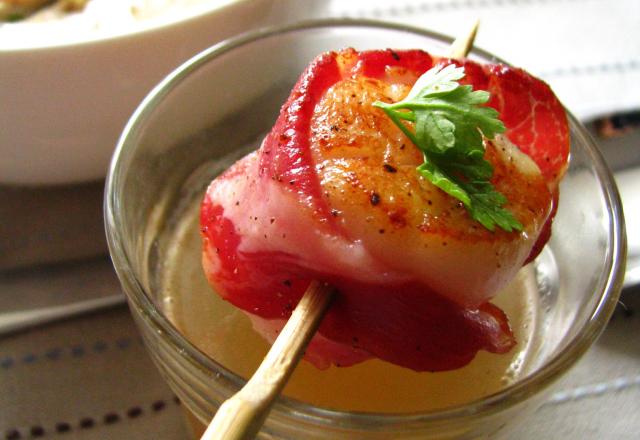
(0, 0, 313, 185)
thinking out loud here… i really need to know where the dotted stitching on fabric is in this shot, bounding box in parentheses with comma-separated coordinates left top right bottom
(341, 0, 588, 18)
(540, 59, 640, 78)
(2, 397, 180, 439)
(0, 336, 144, 371)
(545, 375, 640, 406)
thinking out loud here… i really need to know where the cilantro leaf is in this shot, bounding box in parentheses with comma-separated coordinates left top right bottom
(374, 64, 523, 232)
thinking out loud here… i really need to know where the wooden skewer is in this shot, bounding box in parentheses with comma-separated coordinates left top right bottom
(201, 280, 334, 440)
(449, 19, 480, 59)
(200, 21, 481, 440)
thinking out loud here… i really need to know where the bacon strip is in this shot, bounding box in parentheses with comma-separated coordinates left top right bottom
(200, 49, 569, 372)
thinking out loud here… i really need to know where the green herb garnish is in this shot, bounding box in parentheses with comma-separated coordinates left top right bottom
(5, 12, 26, 22)
(374, 64, 523, 232)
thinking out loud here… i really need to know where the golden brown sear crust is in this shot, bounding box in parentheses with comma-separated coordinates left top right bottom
(311, 76, 551, 244)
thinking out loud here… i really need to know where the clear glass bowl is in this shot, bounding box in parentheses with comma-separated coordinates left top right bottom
(104, 19, 626, 439)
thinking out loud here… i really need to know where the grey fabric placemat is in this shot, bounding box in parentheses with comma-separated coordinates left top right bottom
(0, 181, 107, 272)
(0, 306, 190, 440)
(1, 259, 638, 439)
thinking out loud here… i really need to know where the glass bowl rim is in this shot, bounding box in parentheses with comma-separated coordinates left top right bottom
(105, 17, 627, 430)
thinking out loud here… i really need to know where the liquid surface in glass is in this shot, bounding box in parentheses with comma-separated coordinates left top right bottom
(160, 188, 542, 413)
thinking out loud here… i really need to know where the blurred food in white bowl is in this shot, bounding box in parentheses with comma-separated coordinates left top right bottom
(0, 0, 313, 185)
(1, 0, 89, 23)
